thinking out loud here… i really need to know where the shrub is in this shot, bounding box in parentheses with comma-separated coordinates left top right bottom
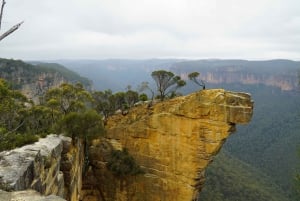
(107, 148, 144, 177)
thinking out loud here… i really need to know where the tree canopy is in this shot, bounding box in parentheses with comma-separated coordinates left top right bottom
(151, 70, 186, 100)
(188, 72, 205, 89)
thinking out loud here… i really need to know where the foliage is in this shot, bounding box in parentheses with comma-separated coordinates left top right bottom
(151, 70, 186, 100)
(92, 88, 141, 119)
(0, 132, 38, 152)
(138, 81, 154, 100)
(188, 72, 205, 89)
(107, 148, 144, 177)
(124, 90, 139, 108)
(0, 80, 105, 151)
(0, 79, 40, 150)
(199, 151, 290, 201)
(139, 93, 148, 101)
(44, 82, 92, 114)
(57, 110, 104, 141)
(92, 90, 115, 119)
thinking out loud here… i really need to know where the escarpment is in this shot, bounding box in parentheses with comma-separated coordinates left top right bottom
(85, 89, 253, 201)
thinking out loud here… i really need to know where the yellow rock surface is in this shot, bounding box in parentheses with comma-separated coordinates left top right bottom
(85, 89, 253, 201)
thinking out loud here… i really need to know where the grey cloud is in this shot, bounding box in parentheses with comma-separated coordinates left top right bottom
(0, 0, 299, 60)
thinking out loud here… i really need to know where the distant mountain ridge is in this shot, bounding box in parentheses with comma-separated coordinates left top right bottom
(53, 59, 300, 92)
(170, 59, 300, 91)
(54, 59, 183, 91)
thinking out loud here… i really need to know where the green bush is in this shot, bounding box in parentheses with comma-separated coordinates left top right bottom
(107, 149, 144, 177)
(0, 133, 38, 152)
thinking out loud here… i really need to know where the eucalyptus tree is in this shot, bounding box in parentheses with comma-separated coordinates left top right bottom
(188, 72, 205, 89)
(151, 70, 186, 101)
(138, 81, 154, 101)
(92, 90, 115, 119)
(44, 83, 92, 115)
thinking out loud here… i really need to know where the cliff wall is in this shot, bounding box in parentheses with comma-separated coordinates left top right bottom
(0, 135, 84, 201)
(195, 71, 297, 91)
(86, 89, 253, 201)
(171, 60, 299, 91)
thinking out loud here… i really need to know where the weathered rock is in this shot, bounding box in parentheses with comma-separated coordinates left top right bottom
(0, 135, 63, 193)
(59, 136, 84, 201)
(86, 89, 253, 201)
(0, 189, 66, 201)
(0, 135, 84, 201)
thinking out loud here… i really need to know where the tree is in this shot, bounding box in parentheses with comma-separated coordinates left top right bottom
(57, 110, 104, 142)
(0, 79, 28, 133)
(44, 83, 92, 115)
(139, 93, 148, 101)
(151, 70, 186, 101)
(92, 90, 115, 119)
(107, 148, 144, 177)
(188, 72, 205, 89)
(0, 79, 39, 151)
(0, 0, 23, 41)
(138, 81, 154, 101)
(125, 90, 139, 108)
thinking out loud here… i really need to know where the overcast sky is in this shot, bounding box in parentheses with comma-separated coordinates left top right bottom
(0, 0, 299, 60)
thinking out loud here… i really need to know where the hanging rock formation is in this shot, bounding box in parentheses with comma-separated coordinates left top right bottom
(86, 89, 253, 201)
(0, 89, 253, 201)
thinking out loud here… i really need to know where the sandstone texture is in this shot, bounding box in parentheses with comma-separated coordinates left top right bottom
(0, 135, 83, 201)
(86, 89, 253, 201)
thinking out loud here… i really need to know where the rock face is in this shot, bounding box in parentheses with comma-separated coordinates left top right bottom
(171, 60, 299, 91)
(0, 190, 66, 201)
(0, 135, 84, 201)
(86, 89, 253, 201)
(0, 89, 253, 201)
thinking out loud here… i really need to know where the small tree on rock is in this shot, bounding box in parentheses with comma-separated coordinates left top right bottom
(151, 70, 186, 101)
(188, 72, 205, 90)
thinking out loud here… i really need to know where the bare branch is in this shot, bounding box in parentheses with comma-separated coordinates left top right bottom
(0, 21, 23, 41)
(0, 0, 6, 30)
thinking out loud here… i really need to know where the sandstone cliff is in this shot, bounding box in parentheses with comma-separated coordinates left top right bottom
(170, 60, 299, 91)
(0, 89, 253, 201)
(86, 89, 253, 201)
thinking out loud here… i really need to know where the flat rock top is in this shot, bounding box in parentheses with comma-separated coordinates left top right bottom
(0, 134, 63, 190)
(0, 190, 66, 201)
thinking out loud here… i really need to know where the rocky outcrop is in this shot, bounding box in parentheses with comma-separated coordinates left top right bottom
(86, 89, 253, 201)
(0, 190, 66, 201)
(0, 134, 84, 201)
(0, 89, 253, 201)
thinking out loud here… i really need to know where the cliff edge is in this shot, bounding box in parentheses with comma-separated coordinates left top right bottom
(87, 89, 253, 201)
